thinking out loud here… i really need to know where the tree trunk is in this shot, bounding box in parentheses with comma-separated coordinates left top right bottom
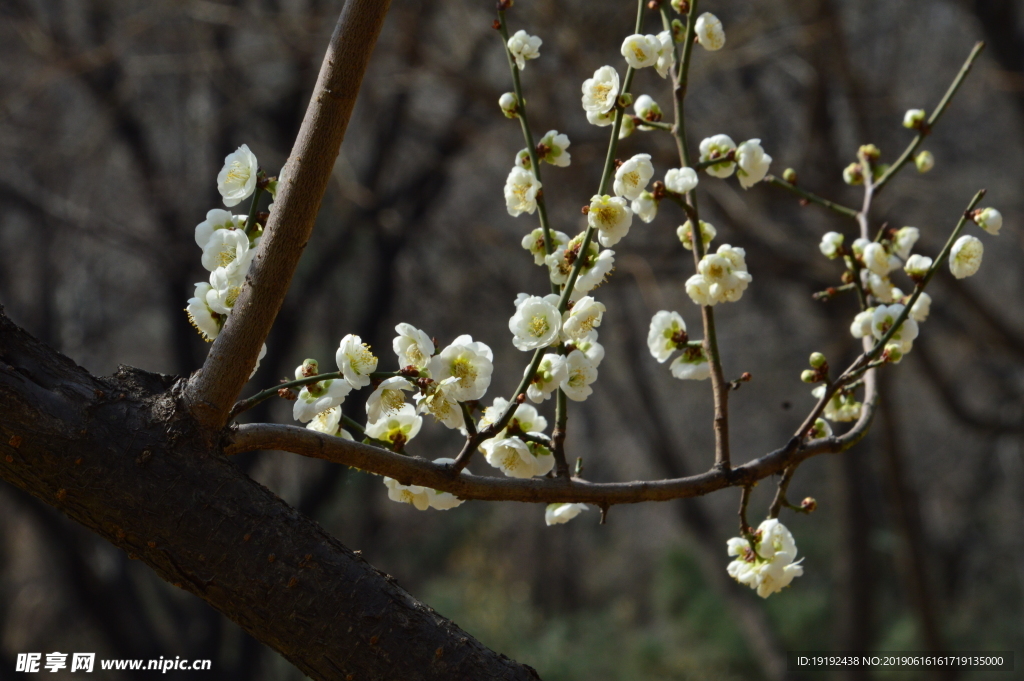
(0, 308, 540, 681)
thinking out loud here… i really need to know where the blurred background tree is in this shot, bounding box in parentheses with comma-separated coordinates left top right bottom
(0, 0, 1022, 679)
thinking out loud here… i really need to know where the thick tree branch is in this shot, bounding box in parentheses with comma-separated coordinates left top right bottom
(184, 0, 393, 431)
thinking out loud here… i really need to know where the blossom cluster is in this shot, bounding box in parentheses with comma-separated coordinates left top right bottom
(727, 519, 804, 598)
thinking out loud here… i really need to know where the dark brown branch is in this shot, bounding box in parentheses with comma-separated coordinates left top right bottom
(183, 0, 393, 431)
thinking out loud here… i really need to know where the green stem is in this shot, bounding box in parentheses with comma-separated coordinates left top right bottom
(765, 174, 860, 220)
(636, 118, 673, 131)
(230, 370, 398, 418)
(875, 42, 984, 193)
(243, 185, 265, 238)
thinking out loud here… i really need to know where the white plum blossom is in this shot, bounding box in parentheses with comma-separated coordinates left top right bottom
(483, 437, 554, 478)
(861, 270, 897, 303)
(588, 194, 633, 247)
(538, 130, 571, 167)
(499, 92, 518, 118)
(812, 385, 862, 422)
(910, 292, 932, 322)
(546, 503, 589, 526)
(430, 335, 493, 401)
(217, 144, 258, 207)
(573, 247, 615, 298)
(393, 323, 434, 371)
(620, 33, 661, 69)
(862, 242, 892, 276)
(515, 149, 532, 169)
(949, 235, 983, 279)
(699, 134, 737, 178)
(383, 478, 432, 511)
(819, 232, 844, 259)
(633, 94, 661, 121)
(504, 166, 541, 217)
(618, 115, 636, 139)
(727, 519, 804, 598)
(307, 406, 354, 439)
(586, 109, 616, 127)
(561, 296, 605, 341)
(572, 330, 605, 367)
(510, 293, 562, 351)
(366, 377, 414, 424)
(561, 349, 598, 402)
(194, 209, 247, 248)
(975, 207, 1002, 235)
(695, 13, 726, 51)
(677, 220, 716, 251)
(201, 228, 255, 275)
(581, 66, 620, 114)
(507, 30, 542, 70)
(422, 458, 470, 511)
(903, 108, 926, 129)
(415, 377, 465, 429)
(366, 403, 424, 447)
(735, 139, 772, 189)
(654, 31, 675, 78)
(526, 352, 569, 403)
(671, 346, 711, 380)
(686, 244, 752, 306)
(336, 334, 378, 389)
(613, 153, 654, 200)
(850, 309, 874, 339)
(632, 191, 658, 223)
(664, 167, 698, 194)
(478, 397, 548, 442)
(293, 378, 352, 423)
(893, 227, 920, 260)
(809, 418, 832, 440)
(872, 304, 919, 356)
(904, 254, 932, 279)
(647, 310, 687, 363)
(206, 267, 245, 315)
(521, 227, 570, 265)
(186, 282, 221, 341)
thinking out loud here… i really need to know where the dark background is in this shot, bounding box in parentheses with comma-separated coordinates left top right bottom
(1, 0, 1023, 679)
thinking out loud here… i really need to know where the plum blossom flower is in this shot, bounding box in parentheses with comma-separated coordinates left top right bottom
(620, 33, 661, 69)
(186, 282, 221, 341)
(307, 406, 354, 439)
(872, 304, 918, 357)
(588, 194, 633, 247)
(633, 94, 662, 122)
(664, 167, 698, 194)
(217, 144, 259, 207)
(812, 385, 862, 422)
(546, 503, 589, 526)
(521, 227, 570, 265)
(647, 310, 687, 363)
(727, 519, 804, 598)
(561, 296, 605, 342)
(393, 323, 434, 371)
(546, 237, 615, 299)
(686, 244, 752, 306)
(699, 134, 737, 178)
(538, 130, 571, 167)
(507, 30, 542, 70)
(809, 418, 832, 440)
(194, 209, 247, 249)
(671, 346, 711, 380)
(819, 232, 844, 259)
(949, 235, 983, 279)
(415, 377, 465, 429)
(336, 334, 378, 389)
(975, 207, 1002, 235)
(632, 191, 658, 223)
(479, 397, 548, 439)
(581, 66, 620, 114)
(572, 330, 605, 367)
(206, 267, 245, 315)
(483, 437, 554, 478)
(366, 377, 414, 424)
(735, 139, 772, 189)
(904, 254, 932, 280)
(504, 166, 541, 217)
(510, 294, 562, 351)
(695, 13, 726, 51)
(862, 242, 892, 276)
(910, 292, 932, 323)
(383, 478, 431, 511)
(613, 154, 654, 200)
(561, 350, 598, 401)
(654, 31, 675, 78)
(586, 109, 615, 127)
(201, 228, 255, 275)
(893, 227, 920, 260)
(525, 353, 568, 403)
(293, 378, 352, 423)
(850, 309, 874, 339)
(677, 220, 716, 251)
(430, 335, 493, 402)
(367, 403, 423, 450)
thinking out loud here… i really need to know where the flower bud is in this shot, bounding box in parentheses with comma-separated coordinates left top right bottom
(801, 497, 818, 512)
(617, 92, 633, 109)
(782, 168, 798, 184)
(884, 342, 905, 364)
(915, 150, 934, 173)
(858, 144, 881, 161)
(499, 92, 518, 118)
(670, 0, 688, 13)
(800, 369, 817, 383)
(843, 162, 864, 186)
(670, 18, 685, 42)
(619, 115, 635, 139)
(809, 352, 827, 369)
(903, 254, 932, 280)
(902, 108, 926, 129)
(633, 94, 662, 122)
(974, 207, 1002, 236)
(300, 358, 319, 377)
(809, 419, 831, 440)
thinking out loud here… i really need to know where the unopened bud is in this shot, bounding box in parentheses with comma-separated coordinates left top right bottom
(915, 150, 934, 173)
(800, 370, 817, 383)
(902, 108, 926, 130)
(809, 352, 827, 369)
(801, 497, 818, 513)
(782, 168, 798, 184)
(619, 115, 635, 140)
(670, 18, 685, 42)
(974, 207, 1003, 236)
(670, 0, 689, 14)
(278, 387, 298, 401)
(300, 359, 319, 377)
(843, 162, 864, 186)
(858, 144, 881, 161)
(498, 92, 518, 118)
(617, 92, 633, 109)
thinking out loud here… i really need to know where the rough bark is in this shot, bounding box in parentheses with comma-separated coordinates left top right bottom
(0, 308, 541, 681)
